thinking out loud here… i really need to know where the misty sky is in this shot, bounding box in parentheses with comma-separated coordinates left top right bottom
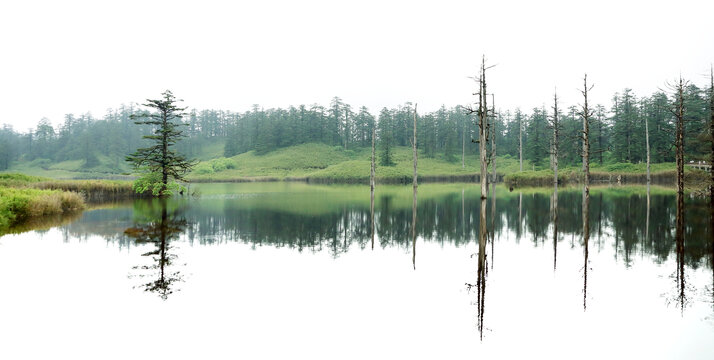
(1, 0, 712, 130)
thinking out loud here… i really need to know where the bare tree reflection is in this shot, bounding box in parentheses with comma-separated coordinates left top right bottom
(412, 186, 417, 270)
(124, 199, 187, 300)
(551, 187, 559, 271)
(517, 192, 523, 243)
(490, 182, 496, 269)
(370, 183, 375, 251)
(709, 191, 714, 321)
(466, 197, 488, 341)
(582, 187, 590, 310)
(674, 192, 687, 313)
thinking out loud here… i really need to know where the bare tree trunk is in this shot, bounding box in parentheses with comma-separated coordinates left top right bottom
(411, 105, 418, 269)
(580, 74, 593, 195)
(645, 114, 651, 186)
(412, 104, 418, 191)
(519, 112, 523, 172)
(370, 127, 376, 250)
(551, 91, 560, 191)
(598, 108, 604, 165)
(478, 57, 489, 198)
(491, 94, 496, 183)
(709, 66, 714, 203)
(674, 77, 686, 197)
(462, 124, 465, 169)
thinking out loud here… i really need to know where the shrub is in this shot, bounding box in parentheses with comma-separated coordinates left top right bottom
(193, 162, 215, 174)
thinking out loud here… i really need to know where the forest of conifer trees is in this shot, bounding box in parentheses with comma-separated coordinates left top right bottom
(1, 83, 712, 174)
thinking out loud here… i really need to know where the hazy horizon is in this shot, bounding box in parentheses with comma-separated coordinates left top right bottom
(1, 0, 712, 129)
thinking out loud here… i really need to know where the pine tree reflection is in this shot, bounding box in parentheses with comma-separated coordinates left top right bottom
(124, 199, 187, 300)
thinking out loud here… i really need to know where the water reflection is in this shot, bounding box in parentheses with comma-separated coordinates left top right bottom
(551, 188, 558, 271)
(411, 188, 417, 270)
(582, 188, 590, 310)
(466, 197, 489, 341)
(21, 184, 714, 312)
(674, 192, 687, 312)
(124, 200, 187, 300)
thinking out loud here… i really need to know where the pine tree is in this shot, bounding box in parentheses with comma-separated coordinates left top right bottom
(378, 107, 395, 166)
(126, 90, 195, 197)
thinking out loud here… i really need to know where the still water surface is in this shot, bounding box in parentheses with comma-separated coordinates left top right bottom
(0, 183, 713, 359)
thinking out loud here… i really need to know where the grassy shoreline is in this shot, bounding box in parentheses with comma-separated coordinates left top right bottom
(0, 173, 142, 233)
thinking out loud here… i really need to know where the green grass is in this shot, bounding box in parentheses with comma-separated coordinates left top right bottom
(3, 140, 702, 187)
(590, 162, 675, 174)
(190, 143, 500, 182)
(0, 173, 48, 187)
(188, 143, 361, 181)
(195, 140, 227, 161)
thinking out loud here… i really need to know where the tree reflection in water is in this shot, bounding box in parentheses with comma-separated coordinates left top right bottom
(466, 197, 488, 341)
(582, 188, 590, 311)
(124, 199, 188, 300)
(551, 187, 559, 271)
(674, 192, 687, 312)
(411, 187, 417, 270)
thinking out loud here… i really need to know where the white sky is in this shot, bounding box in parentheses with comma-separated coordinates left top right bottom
(1, 0, 712, 130)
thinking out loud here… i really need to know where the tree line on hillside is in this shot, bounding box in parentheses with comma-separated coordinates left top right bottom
(0, 83, 712, 173)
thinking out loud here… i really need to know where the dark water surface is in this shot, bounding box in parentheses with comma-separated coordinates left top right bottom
(1, 183, 712, 359)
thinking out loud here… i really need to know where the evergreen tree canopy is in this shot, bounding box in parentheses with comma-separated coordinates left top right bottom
(125, 90, 194, 196)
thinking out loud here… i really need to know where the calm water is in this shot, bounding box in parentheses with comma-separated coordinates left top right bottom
(1, 183, 713, 359)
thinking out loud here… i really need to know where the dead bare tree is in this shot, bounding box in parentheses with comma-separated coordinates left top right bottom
(411, 105, 418, 191)
(669, 77, 688, 197)
(548, 90, 562, 190)
(582, 187, 590, 310)
(462, 121, 466, 169)
(578, 74, 594, 195)
(518, 110, 523, 172)
(491, 94, 497, 184)
(370, 126, 376, 250)
(645, 108, 651, 187)
(709, 66, 714, 202)
(409, 105, 418, 269)
(466, 55, 494, 199)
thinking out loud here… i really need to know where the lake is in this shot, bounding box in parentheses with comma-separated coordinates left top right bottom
(0, 182, 712, 359)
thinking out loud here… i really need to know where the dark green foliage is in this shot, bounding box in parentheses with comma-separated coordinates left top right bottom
(2, 78, 713, 177)
(525, 107, 548, 168)
(378, 108, 395, 166)
(125, 90, 195, 196)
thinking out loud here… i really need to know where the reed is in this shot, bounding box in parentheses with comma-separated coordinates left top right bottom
(30, 179, 140, 201)
(0, 187, 85, 232)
